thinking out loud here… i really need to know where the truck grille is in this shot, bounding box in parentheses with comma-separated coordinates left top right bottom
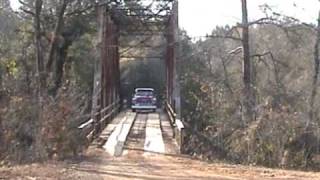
(136, 98, 152, 104)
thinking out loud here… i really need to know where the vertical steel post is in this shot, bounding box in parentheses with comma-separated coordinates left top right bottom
(172, 0, 181, 120)
(92, 4, 106, 137)
(166, 0, 180, 117)
(166, 0, 183, 152)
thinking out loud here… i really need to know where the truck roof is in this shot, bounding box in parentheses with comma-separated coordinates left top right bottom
(135, 88, 154, 92)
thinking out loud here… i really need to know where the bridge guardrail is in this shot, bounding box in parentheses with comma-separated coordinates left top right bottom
(165, 101, 176, 125)
(165, 102, 184, 153)
(78, 99, 121, 142)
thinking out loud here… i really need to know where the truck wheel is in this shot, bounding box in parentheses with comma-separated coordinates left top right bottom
(132, 109, 136, 112)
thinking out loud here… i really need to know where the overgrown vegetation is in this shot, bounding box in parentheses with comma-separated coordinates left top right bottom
(0, 0, 95, 163)
(180, 22, 320, 169)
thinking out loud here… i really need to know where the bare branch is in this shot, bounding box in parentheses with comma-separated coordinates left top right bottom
(251, 51, 288, 68)
(205, 34, 242, 41)
(228, 47, 243, 55)
(65, 5, 94, 16)
(20, 8, 35, 16)
(248, 17, 278, 26)
(18, 0, 30, 7)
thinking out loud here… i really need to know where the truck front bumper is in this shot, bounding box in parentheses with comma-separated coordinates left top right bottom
(131, 105, 157, 109)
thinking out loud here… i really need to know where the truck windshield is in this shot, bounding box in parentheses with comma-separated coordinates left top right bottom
(136, 90, 153, 96)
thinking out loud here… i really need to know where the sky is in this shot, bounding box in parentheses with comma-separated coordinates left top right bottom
(179, 0, 319, 37)
(9, 0, 320, 37)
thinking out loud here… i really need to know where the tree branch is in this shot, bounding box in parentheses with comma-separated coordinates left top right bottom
(205, 35, 242, 41)
(20, 8, 35, 16)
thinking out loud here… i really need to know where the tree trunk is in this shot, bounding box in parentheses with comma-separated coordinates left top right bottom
(0, 66, 2, 93)
(35, 0, 46, 96)
(309, 11, 320, 125)
(45, 0, 68, 95)
(21, 44, 32, 93)
(46, 0, 68, 71)
(34, 0, 46, 161)
(0, 66, 2, 152)
(51, 41, 70, 95)
(241, 0, 254, 125)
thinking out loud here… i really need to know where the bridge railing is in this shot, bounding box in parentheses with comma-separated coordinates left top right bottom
(78, 99, 121, 142)
(165, 101, 184, 152)
(165, 101, 176, 125)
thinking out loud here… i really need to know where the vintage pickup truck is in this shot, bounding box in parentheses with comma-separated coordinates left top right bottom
(131, 88, 157, 112)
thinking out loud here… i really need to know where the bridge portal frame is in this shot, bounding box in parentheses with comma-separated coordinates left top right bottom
(79, 0, 184, 151)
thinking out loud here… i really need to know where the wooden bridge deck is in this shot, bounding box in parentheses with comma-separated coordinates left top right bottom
(94, 109, 179, 156)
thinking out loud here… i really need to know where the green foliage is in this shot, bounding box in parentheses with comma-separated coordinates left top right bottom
(5, 59, 18, 78)
(68, 33, 95, 90)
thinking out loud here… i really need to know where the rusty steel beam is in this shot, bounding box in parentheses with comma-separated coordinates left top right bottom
(165, 0, 179, 115)
(120, 56, 163, 59)
(93, 5, 121, 137)
(120, 32, 165, 36)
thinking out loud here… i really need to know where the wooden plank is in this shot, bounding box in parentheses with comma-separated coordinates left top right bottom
(144, 113, 165, 154)
(166, 102, 176, 118)
(78, 119, 94, 129)
(103, 112, 136, 156)
(98, 111, 127, 140)
(175, 119, 184, 130)
(86, 130, 94, 141)
(165, 102, 176, 125)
